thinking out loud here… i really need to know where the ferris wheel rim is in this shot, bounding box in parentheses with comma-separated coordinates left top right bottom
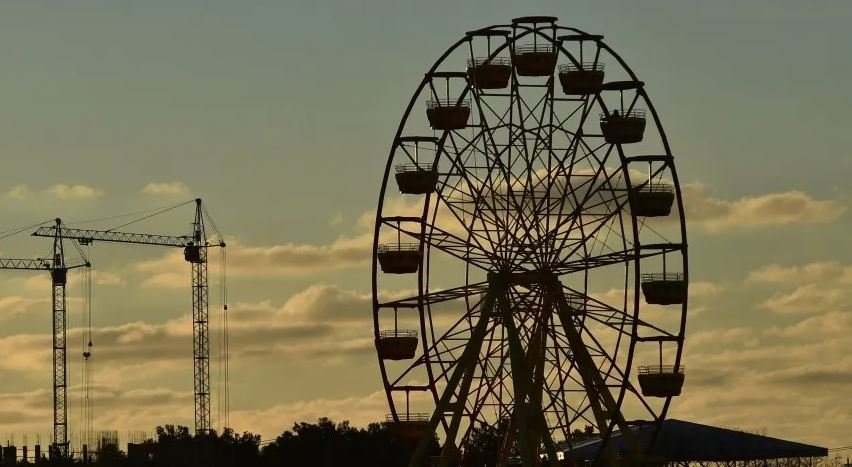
(371, 20, 689, 458)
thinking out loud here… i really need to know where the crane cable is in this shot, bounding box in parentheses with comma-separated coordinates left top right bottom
(215, 244, 229, 430)
(0, 218, 54, 241)
(64, 200, 193, 227)
(201, 204, 225, 245)
(220, 245, 230, 430)
(103, 199, 195, 233)
(203, 201, 229, 431)
(79, 245, 93, 455)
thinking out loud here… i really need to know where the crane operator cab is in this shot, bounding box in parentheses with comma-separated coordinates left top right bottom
(184, 242, 202, 263)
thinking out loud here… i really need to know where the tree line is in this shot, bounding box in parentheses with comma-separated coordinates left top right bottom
(23, 417, 598, 466)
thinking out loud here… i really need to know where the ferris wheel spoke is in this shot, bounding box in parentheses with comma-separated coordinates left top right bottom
(418, 299, 498, 383)
(378, 281, 489, 310)
(549, 286, 643, 454)
(553, 202, 630, 268)
(467, 328, 515, 424)
(394, 221, 497, 270)
(553, 242, 682, 275)
(541, 315, 617, 428)
(569, 287, 677, 339)
(448, 131, 530, 239)
(545, 94, 622, 238)
(472, 93, 513, 133)
(558, 322, 652, 424)
(439, 130, 524, 250)
(548, 173, 621, 256)
(542, 368, 594, 429)
(524, 133, 587, 245)
(549, 149, 626, 259)
(497, 90, 553, 246)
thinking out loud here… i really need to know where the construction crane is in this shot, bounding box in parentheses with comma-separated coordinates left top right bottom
(0, 231, 91, 459)
(33, 198, 226, 435)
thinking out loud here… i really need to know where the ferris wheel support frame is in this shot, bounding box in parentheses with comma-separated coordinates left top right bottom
(407, 272, 643, 467)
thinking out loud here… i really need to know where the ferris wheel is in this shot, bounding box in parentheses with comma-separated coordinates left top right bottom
(371, 16, 688, 466)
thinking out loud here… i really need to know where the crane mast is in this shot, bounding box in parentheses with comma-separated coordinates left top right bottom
(189, 203, 211, 434)
(33, 198, 222, 435)
(51, 227, 69, 458)
(0, 223, 90, 460)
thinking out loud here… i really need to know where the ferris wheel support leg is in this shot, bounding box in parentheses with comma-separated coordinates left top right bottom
(496, 293, 560, 467)
(408, 293, 497, 467)
(550, 281, 641, 467)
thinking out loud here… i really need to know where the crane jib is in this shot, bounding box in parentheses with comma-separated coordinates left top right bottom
(32, 226, 193, 248)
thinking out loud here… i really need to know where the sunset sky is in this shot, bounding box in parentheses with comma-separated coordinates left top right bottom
(0, 0, 850, 451)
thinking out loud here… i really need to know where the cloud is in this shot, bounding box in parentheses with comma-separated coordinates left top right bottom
(46, 184, 104, 199)
(230, 390, 392, 438)
(0, 386, 421, 440)
(675, 328, 852, 447)
(5, 183, 104, 200)
(93, 271, 126, 287)
(227, 236, 371, 275)
(329, 212, 344, 227)
(141, 182, 190, 196)
(0, 296, 48, 321)
(280, 284, 372, 322)
(689, 327, 759, 348)
(767, 311, 852, 339)
(688, 281, 724, 297)
(23, 270, 125, 291)
(759, 283, 848, 315)
(763, 367, 852, 386)
(683, 183, 845, 231)
(748, 261, 852, 315)
(136, 235, 373, 282)
(747, 262, 852, 284)
(0, 385, 195, 437)
(6, 184, 34, 200)
(0, 283, 382, 373)
(140, 271, 185, 289)
(128, 198, 423, 282)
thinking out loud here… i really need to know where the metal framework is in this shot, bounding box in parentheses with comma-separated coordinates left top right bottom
(0, 225, 90, 459)
(32, 198, 223, 435)
(372, 17, 689, 467)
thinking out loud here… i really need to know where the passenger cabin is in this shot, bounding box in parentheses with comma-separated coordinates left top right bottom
(641, 273, 686, 305)
(376, 330, 419, 360)
(631, 183, 675, 217)
(638, 365, 685, 397)
(426, 99, 471, 130)
(600, 80, 647, 144)
(558, 63, 605, 95)
(385, 413, 431, 441)
(600, 110, 647, 144)
(395, 164, 438, 194)
(377, 243, 421, 274)
(468, 58, 512, 89)
(513, 45, 557, 77)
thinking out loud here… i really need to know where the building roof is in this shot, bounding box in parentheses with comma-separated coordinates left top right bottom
(567, 419, 828, 462)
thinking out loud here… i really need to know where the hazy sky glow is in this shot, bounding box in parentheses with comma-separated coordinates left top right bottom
(0, 0, 850, 451)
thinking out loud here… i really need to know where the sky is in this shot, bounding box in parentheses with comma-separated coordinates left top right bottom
(0, 0, 850, 453)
